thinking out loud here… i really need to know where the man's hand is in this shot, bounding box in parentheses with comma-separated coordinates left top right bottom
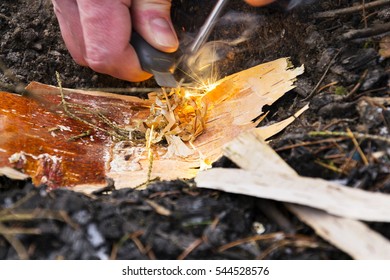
(51, 0, 178, 82)
(52, 0, 274, 82)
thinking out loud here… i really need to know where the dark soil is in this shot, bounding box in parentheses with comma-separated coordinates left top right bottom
(0, 0, 389, 259)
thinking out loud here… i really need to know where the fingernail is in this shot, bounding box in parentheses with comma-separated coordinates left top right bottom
(150, 17, 178, 49)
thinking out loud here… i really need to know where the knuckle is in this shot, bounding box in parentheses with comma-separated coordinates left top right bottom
(84, 48, 112, 73)
(86, 57, 109, 74)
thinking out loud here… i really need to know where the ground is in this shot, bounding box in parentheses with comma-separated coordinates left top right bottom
(0, 0, 389, 259)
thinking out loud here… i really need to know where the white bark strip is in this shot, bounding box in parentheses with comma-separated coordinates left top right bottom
(196, 167, 390, 222)
(195, 129, 390, 259)
(286, 204, 390, 260)
(0, 167, 29, 180)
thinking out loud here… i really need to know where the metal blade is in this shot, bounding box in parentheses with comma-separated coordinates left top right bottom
(131, 32, 179, 88)
(151, 70, 179, 88)
(188, 0, 229, 55)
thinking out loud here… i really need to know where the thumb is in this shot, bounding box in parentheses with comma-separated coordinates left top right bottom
(245, 0, 275, 6)
(131, 0, 178, 53)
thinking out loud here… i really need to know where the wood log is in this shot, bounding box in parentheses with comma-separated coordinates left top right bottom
(0, 58, 303, 191)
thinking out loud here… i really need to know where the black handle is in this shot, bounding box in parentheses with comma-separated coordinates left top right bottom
(131, 32, 176, 74)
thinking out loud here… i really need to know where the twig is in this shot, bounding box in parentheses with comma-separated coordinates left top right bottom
(146, 125, 155, 184)
(145, 199, 172, 216)
(145, 245, 157, 260)
(80, 87, 161, 93)
(218, 232, 285, 252)
(274, 137, 348, 152)
(131, 236, 148, 256)
(96, 112, 131, 139)
(133, 124, 157, 190)
(342, 22, 390, 40)
(67, 130, 91, 141)
(177, 215, 221, 260)
(344, 69, 369, 100)
(315, 159, 347, 175)
(148, 190, 182, 199)
(313, 0, 390, 18)
(257, 238, 321, 260)
(0, 191, 36, 212)
(56, 72, 128, 141)
(0, 227, 41, 235)
(58, 211, 79, 230)
(340, 146, 359, 175)
(0, 210, 71, 224)
(317, 81, 339, 93)
(110, 230, 144, 260)
(257, 200, 296, 234)
(0, 13, 11, 20)
(177, 237, 204, 260)
(112, 231, 149, 259)
(322, 118, 357, 130)
(309, 130, 390, 145)
(346, 128, 369, 166)
(303, 49, 341, 101)
(353, 87, 389, 100)
(0, 222, 29, 259)
(362, 11, 380, 22)
(362, 0, 368, 29)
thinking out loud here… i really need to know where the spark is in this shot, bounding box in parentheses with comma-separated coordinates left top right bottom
(177, 40, 221, 95)
(178, 78, 219, 99)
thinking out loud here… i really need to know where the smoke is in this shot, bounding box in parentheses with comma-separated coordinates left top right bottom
(181, 12, 261, 84)
(180, 0, 316, 85)
(287, 0, 317, 9)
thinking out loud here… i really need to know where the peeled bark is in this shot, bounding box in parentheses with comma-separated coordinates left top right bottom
(0, 58, 303, 191)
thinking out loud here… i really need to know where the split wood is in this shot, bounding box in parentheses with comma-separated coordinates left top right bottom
(196, 129, 390, 259)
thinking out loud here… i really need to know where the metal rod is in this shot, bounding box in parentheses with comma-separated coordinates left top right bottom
(188, 0, 229, 54)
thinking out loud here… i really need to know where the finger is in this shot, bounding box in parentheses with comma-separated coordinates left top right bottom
(77, 0, 151, 82)
(245, 0, 276, 6)
(132, 0, 178, 53)
(51, 0, 87, 65)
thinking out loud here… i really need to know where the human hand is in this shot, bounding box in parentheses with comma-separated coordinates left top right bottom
(51, 0, 178, 82)
(52, 0, 275, 83)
